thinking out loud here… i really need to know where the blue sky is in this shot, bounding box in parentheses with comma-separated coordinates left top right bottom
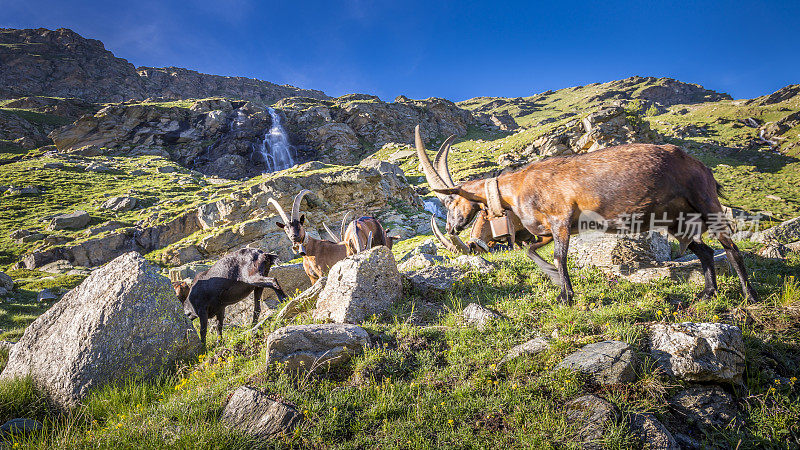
(2, 0, 798, 101)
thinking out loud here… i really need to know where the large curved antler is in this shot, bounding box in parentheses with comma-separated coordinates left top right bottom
(415, 125, 451, 196)
(430, 215, 470, 255)
(267, 198, 290, 224)
(291, 189, 312, 221)
(434, 135, 457, 188)
(340, 211, 352, 242)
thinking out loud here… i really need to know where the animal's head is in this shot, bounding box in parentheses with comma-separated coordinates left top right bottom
(172, 281, 191, 303)
(240, 247, 280, 276)
(269, 190, 312, 256)
(415, 125, 483, 247)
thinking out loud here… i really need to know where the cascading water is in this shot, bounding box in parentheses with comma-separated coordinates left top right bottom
(259, 108, 295, 172)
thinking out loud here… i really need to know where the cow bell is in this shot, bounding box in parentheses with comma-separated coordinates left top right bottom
(489, 214, 513, 239)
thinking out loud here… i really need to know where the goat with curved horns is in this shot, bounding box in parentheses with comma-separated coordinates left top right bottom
(326, 216, 396, 256)
(415, 125, 758, 304)
(268, 190, 351, 284)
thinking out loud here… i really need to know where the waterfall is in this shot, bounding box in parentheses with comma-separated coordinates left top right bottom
(259, 108, 295, 172)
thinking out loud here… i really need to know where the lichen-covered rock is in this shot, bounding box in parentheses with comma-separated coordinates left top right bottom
(397, 253, 444, 272)
(275, 277, 327, 323)
(0, 252, 201, 409)
(313, 247, 402, 324)
(556, 340, 638, 385)
(649, 322, 744, 383)
(462, 303, 500, 331)
(669, 386, 739, 431)
(569, 231, 670, 268)
(403, 264, 467, 295)
(454, 255, 496, 274)
(628, 413, 679, 450)
(500, 336, 551, 365)
(756, 216, 800, 244)
(266, 324, 370, 373)
(220, 386, 302, 439)
(0, 271, 13, 291)
(565, 394, 618, 449)
(0, 418, 43, 438)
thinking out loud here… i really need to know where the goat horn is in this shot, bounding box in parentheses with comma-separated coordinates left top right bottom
(267, 198, 290, 224)
(366, 231, 373, 250)
(323, 222, 340, 242)
(415, 125, 450, 194)
(354, 223, 364, 253)
(430, 215, 470, 255)
(291, 189, 312, 221)
(469, 238, 491, 254)
(434, 135, 457, 188)
(340, 211, 352, 243)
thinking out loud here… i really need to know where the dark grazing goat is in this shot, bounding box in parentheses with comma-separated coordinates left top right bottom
(415, 125, 758, 304)
(183, 248, 286, 346)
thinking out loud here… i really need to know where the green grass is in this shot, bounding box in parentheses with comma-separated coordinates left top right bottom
(0, 247, 796, 448)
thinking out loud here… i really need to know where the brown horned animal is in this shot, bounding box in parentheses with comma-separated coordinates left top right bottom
(415, 125, 758, 304)
(269, 190, 366, 283)
(327, 216, 397, 255)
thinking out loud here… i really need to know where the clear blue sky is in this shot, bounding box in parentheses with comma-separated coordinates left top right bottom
(2, 0, 798, 101)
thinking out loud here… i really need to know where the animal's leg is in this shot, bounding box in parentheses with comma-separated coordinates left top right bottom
(687, 240, 717, 299)
(241, 274, 285, 295)
(216, 307, 225, 338)
(198, 308, 208, 348)
(525, 236, 562, 286)
(717, 233, 759, 302)
(252, 287, 263, 326)
(551, 221, 574, 304)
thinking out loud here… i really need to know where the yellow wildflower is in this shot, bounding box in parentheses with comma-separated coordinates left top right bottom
(448, 419, 454, 425)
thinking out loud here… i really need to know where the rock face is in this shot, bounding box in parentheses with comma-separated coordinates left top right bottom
(569, 231, 671, 268)
(565, 394, 618, 449)
(556, 340, 638, 385)
(313, 247, 402, 323)
(266, 324, 370, 373)
(0, 28, 326, 103)
(0, 252, 201, 409)
(220, 386, 302, 439)
(47, 210, 90, 230)
(649, 322, 745, 383)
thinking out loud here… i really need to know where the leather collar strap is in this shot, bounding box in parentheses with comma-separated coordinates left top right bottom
(484, 177, 504, 219)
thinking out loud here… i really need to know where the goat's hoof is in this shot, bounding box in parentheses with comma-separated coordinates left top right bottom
(556, 292, 573, 305)
(696, 288, 717, 300)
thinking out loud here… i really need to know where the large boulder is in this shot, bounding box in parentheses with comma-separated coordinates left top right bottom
(47, 210, 90, 230)
(220, 386, 302, 439)
(556, 340, 638, 385)
(266, 324, 370, 373)
(0, 252, 201, 409)
(0, 271, 13, 291)
(649, 322, 744, 383)
(313, 247, 402, 323)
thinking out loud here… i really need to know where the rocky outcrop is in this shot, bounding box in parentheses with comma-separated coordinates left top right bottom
(220, 386, 302, 439)
(0, 28, 326, 103)
(1, 252, 201, 409)
(313, 247, 402, 323)
(649, 322, 744, 383)
(266, 323, 370, 373)
(556, 340, 638, 385)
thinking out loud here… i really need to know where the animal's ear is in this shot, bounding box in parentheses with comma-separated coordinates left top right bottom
(276, 222, 285, 229)
(299, 214, 305, 225)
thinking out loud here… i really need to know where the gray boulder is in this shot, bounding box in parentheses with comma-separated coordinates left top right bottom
(569, 231, 670, 268)
(454, 255, 496, 274)
(628, 413, 679, 449)
(313, 247, 401, 323)
(500, 336, 551, 365)
(565, 394, 618, 449)
(0, 418, 43, 437)
(397, 253, 444, 272)
(275, 277, 327, 323)
(220, 386, 302, 439)
(669, 386, 739, 431)
(0, 252, 201, 409)
(403, 264, 466, 295)
(398, 238, 438, 263)
(36, 288, 58, 302)
(462, 303, 500, 331)
(101, 195, 137, 212)
(556, 340, 638, 385)
(10, 229, 45, 244)
(0, 271, 13, 291)
(649, 322, 744, 383)
(47, 210, 90, 230)
(757, 216, 800, 244)
(266, 323, 370, 373)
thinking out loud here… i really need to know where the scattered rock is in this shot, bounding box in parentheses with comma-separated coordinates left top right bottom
(220, 386, 302, 439)
(628, 412, 679, 450)
(500, 336, 550, 365)
(556, 340, 638, 385)
(266, 323, 370, 373)
(101, 195, 137, 212)
(403, 264, 466, 295)
(569, 231, 670, 268)
(36, 289, 58, 302)
(10, 229, 45, 244)
(454, 255, 495, 274)
(397, 239, 438, 263)
(397, 253, 444, 271)
(462, 303, 500, 331)
(757, 216, 800, 244)
(565, 394, 618, 449)
(0, 418, 43, 437)
(0, 271, 13, 292)
(47, 210, 90, 231)
(157, 166, 177, 174)
(649, 322, 744, 383)
(0, 252, 201, 409)
(85, 161, 112, 173)
(275, 277, 327, 323)
(313, 247, 402, 324)
(669, 386, 739, 431)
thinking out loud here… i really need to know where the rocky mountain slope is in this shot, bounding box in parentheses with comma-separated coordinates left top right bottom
(0, 28, 327, 103)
